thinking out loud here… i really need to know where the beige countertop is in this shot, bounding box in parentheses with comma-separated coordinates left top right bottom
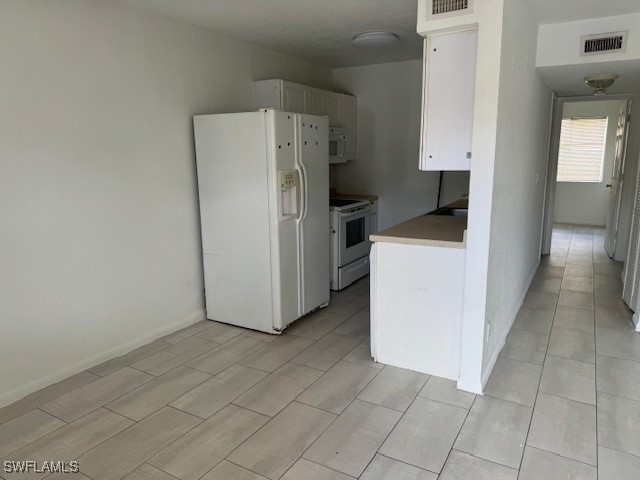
(370, 200, 468, 248)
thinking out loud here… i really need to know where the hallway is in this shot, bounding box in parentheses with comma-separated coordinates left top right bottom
(487, 224, 640, 479)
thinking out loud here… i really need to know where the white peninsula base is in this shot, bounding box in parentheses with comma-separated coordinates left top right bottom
(370, 233, 466, 380)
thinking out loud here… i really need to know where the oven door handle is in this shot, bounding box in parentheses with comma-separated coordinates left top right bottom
(339, 207, 372, 219)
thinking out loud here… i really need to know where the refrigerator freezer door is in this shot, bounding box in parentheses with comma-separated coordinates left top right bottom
(194, 112, 275, 333)
(265, 110, 301, 330)
(297, 114, 330, 315)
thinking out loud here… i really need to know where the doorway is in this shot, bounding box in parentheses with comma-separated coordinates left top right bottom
(542, 96, 633, 261)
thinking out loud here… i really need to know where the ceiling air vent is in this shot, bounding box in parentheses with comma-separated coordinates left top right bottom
(427, 0, 473, 20)
(580, 31, 628, 56)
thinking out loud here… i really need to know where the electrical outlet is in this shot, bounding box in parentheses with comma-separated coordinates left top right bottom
(485, 323, 492, 343)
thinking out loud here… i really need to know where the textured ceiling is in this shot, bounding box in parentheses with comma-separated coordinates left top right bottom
(530, 0, 640, 24)
(117, 0, 423, 68)
(116, 1, 640, 69)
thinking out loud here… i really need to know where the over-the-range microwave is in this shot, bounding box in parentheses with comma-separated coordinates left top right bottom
(329, 126, 347, 164)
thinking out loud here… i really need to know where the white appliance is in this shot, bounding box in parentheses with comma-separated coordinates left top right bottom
(329, 126, 347, 164)
(330, 198, 373, 290)
(194, 110, 330, 334)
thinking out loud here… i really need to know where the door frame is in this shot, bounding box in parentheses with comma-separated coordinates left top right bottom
(541, 93, 634, 256)
(541, 94, 561, 255)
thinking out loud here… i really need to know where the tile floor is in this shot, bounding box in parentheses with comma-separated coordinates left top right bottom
(1, 225, 639, 479)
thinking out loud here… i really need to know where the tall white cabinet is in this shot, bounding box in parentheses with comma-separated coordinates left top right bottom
(255, 79, 357, 161)
(419, 29, 478, 171)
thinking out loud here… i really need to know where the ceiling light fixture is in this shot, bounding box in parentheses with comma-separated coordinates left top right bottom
(584, 74, 619, 95)
(352, 31, 399, 48)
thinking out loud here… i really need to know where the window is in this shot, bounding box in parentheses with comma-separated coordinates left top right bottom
(557, 117, 608, 183)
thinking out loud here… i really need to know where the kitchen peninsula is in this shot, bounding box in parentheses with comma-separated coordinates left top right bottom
(369, 200, 467, 380)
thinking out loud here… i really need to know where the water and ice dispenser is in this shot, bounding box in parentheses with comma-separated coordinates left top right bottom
(278, 170, 299, 220)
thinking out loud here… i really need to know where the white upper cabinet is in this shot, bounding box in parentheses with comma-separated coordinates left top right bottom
(419, 29, 478, 171)
(326, 92, 357, 160)
(282, 82, 307, 114)
(326, 92, 342, 126)
(342, 95, 357, 160)
(255, 80, 357, 161)
(253, 79, 282, 110)
(308, 88, 327, 116)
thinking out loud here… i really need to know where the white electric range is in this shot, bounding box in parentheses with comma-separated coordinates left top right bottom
(329, 198, 377, 290)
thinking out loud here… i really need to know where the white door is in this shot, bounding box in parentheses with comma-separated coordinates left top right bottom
(308, 88, 326, 116)
(297, 114, 330, 315)
(283, 82, 307, 114)
(604, 100, 632, 256)
(622, 168, 640, 312)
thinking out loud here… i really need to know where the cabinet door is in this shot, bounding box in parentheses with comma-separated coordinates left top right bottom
(254, 79, 283, 110)
(327, 93, 342, 126)
(282, 82, 307, 114)
(342, 95, 357, 160)
(420, 29, 478, 171)
(308, 88, 327, 116)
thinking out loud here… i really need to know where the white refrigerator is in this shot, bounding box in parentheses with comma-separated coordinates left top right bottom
(194, 109, 330, 334)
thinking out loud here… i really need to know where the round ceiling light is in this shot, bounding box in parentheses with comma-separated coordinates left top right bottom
(352, 31, 399, 48)
(584, 74, 619, 95)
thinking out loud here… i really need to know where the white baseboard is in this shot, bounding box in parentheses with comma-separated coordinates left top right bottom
(0, 309, 206, 409)
(479, 260, 540, 392)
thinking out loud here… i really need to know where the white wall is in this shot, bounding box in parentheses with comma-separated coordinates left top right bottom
(553, 100, 624, 226)
(415, 0, 524, 395)
(482, 0, 552, 378)
(331, 60, 470, 231)
(0, 0, 331, 408)
(537, 14, 640, 68)
(453, 0, 506, 394)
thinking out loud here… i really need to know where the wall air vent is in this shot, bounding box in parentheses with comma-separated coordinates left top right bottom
(433, 0, 468, 14)
(427, 0, 473, 20)
(580, 31, 628, 56)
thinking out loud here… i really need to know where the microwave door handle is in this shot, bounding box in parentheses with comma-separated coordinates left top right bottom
(338, 135, 346, 158)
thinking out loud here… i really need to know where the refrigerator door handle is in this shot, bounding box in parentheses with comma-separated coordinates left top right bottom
(297, 162, 309, 221)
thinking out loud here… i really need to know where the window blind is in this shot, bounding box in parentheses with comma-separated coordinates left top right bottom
(557, 117, 608, 183)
